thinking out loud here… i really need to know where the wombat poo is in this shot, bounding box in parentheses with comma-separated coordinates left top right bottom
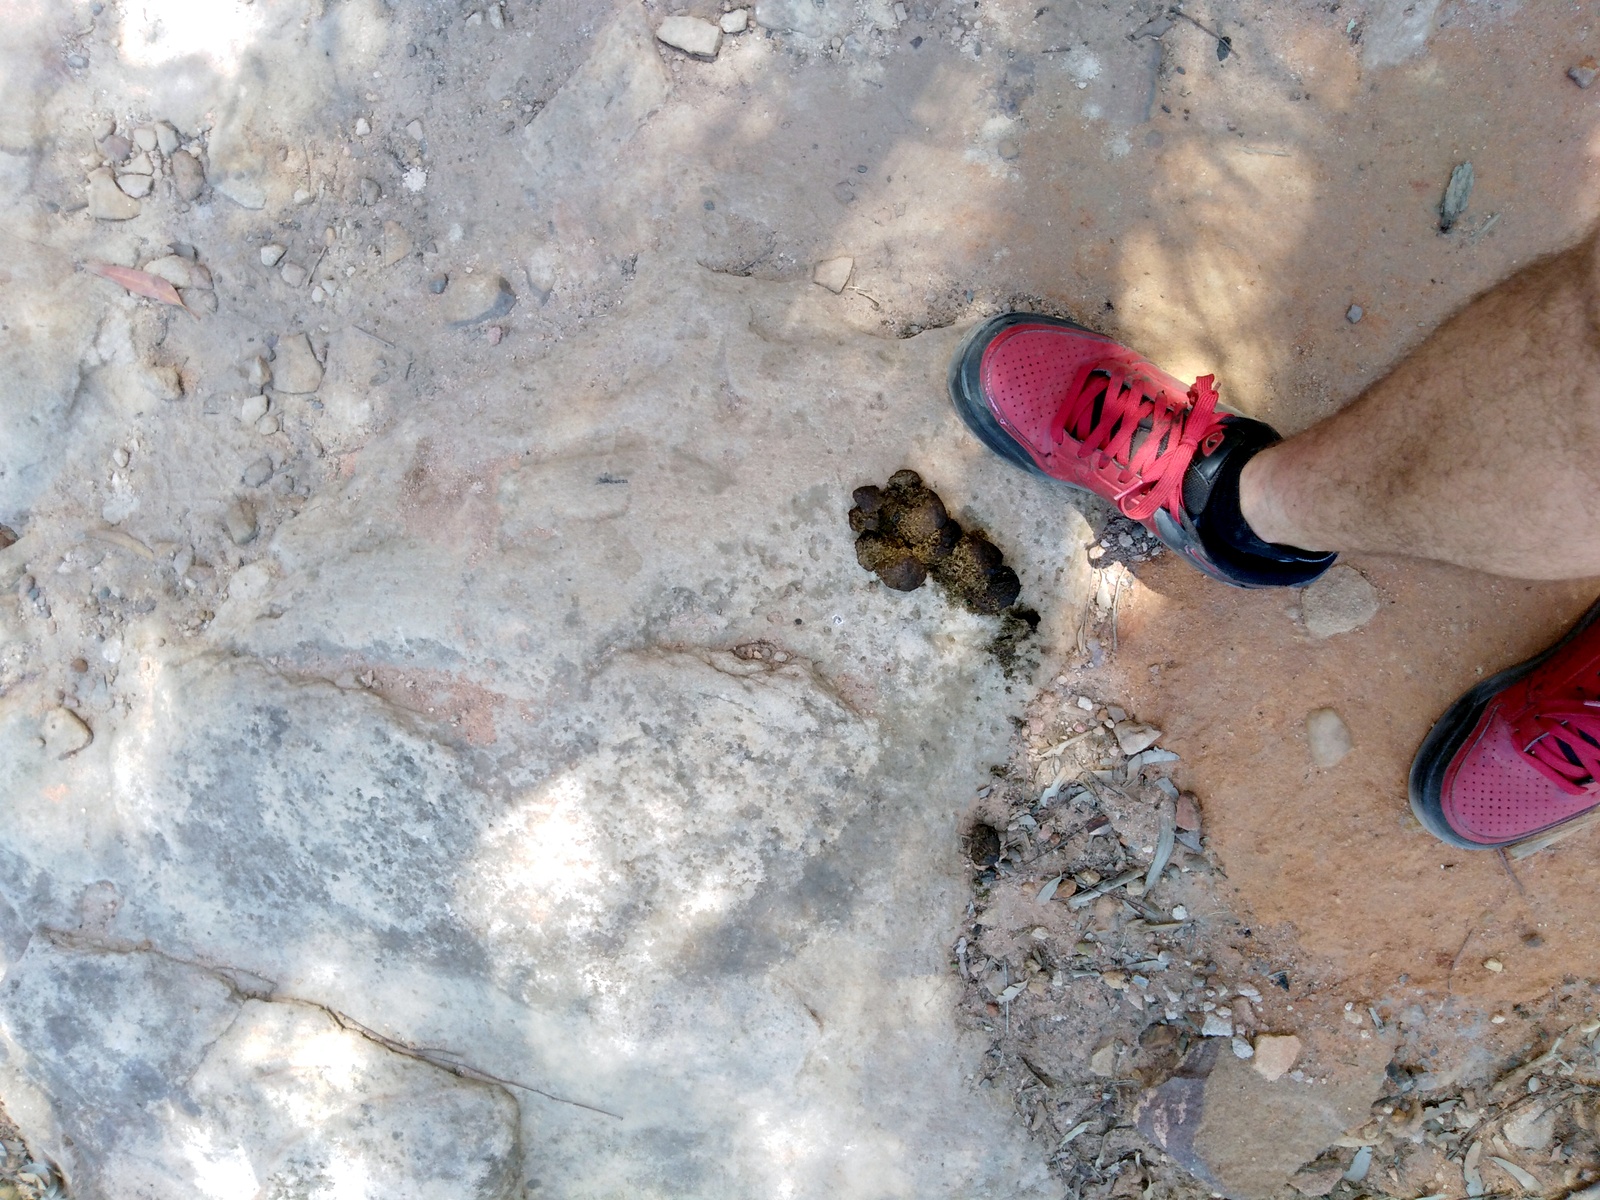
(848, 469, 1022, 616)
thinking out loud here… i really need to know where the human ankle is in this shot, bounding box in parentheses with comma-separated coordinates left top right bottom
(1237, 447, 1302, 548)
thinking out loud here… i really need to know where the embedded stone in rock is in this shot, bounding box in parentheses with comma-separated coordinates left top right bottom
(442, 273, 516, 326)
(273, 332, 324, 393)
(1251, 1033, 1301, 1081)
(1113, 720, 1161, 756)
(720, 9, 750, 33)
(169, 149, 205, 201)
(1300, 565, 1378, 637)
(381, 218, 414, 266)
(224, 499, 258, 545)
(86, 168, 141, 219)
(812, 255, 853, 294)
(656, 15, 723, 56)
(1306, 708, 1352, 768)
(40, 707, 91, 758)
(1137, 1038, 1392, 1200)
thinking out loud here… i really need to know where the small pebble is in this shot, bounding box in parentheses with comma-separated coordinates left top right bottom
(1306, 707, 1352, 767)
(99, 133, 131, 162)
(720, 8, 749, 33)
(241, 457, 274, 488)
(116, 173, 153, 199)
(1231, 1036, 1254, 1059)
(656, 14, 723, 56)
(67, 53, 88, 69)
(1571, 58, 1599, 88)
(354, 116, 371, 137)
(169, 150, 205, 200)
(487, 2, 504, 28)
(1484, 958, 1504, 973)
(260, 244, 286, 267)
(240, 394, 269, 425)
(133, 126, 158, 152)
(997, 138, 1020, 161)
(280, 262, 309, 287)
(1200, 1013, 1233, 1038)
(428, 274, 449, 294)
(360, 177, 381, 205)
(406, 119, 424, 140)
(1170, 905, 1188, 921)
(224, 500, 258, 546)
(154, 122, 179, 155)
(1346, 304, 1363, 323)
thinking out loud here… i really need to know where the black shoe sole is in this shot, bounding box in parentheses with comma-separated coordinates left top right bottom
(1408, 593, 1600, 850)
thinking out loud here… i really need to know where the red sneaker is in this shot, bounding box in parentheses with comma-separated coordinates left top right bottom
(948, 313, 1334, 587)
(1410, 598, 1600, 849)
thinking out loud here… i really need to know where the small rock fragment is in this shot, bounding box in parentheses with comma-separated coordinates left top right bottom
(406, 119, 424, 140)
(143, 254, 197, 289)
(41, 707, 93, 758)
(1300, 564, 1379, 637)
(1346, 304, 1363, 323)
(720, 9, 749, 32)
(402, 167, 427, 193)
(117, 173, 153, 199)
(240, 394, 270, 425)
(224, 500, 258, 545)
(273, 333, 324, 393)
(1483, 957, 1504, 973)
(86, 168, 141, 219)
(1088, 1041, 1118, 1077)
(169, 150, 205, 200)
(1200, 1013, 1232, 1038)
(133, 126, 158, 153)
(1306, 708, 1352, 768)
(833, 180, 856, 205)
(1570, 58, 1599, 88)
(122, 152, 153, 176)
(1113, 720, 1161, 756)
(1251, 1033, 1301, 1081)
(1502, 1103, 1554, 1151)
(154, 121, 179, 155)
(656, 15, 723, 57)
(99, 133, 132, 163)
(354, 116, 372, 136)
(147, 365, 183, 400)
(280, 262, 309, 287)
(428, 274, 449, 295)
(1439, 161, 1474, 233)
(381, 219, 413, 266)
(360, 177, 381, 205)
(260, 243, 286, 267)
(1288, 1164, 1345, 1197)
(1175, 793, 1201, 832)
(812, 256, 853, 294)
(241, 457, 274, 487)
(441, 273, 516, 326)
(1230, 1037, 1254, 1059)
(997, 138, 1020, 161)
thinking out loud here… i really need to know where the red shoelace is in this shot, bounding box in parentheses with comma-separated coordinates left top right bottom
(1513, 686, 1600, 794)
(1053, 349, 1228, 522)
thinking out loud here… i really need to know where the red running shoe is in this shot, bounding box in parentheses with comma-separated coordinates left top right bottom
(1410, 597, 1600, 849)
(949, 312, 1335, 587)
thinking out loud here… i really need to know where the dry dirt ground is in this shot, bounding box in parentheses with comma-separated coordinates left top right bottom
(4, 0, 1600, 1196)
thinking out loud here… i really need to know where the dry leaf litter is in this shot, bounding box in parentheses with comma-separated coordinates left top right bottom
(955, 553, 1600, 1200)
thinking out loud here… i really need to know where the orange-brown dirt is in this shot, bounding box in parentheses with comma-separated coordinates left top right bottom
(1113, 551, 1600, 1010)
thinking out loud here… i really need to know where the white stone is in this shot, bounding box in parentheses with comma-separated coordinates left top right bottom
(1201, 1012, 1233, 1038)
(1301, 565, 1380, 638)
(1251, 1033, 1302, 1081)
(239, 393, 270, 425)
(813, 256, 853, 293)
(154, 121, 179, 155)
(720, 8, 750, 32)
(406, 118, 424, 140)
(259, 243, 283, 268)
(1113, 720, 1161, 756)
(656, 15, 723, 57)
(142, 254, 196, 289)
(115, 172, 153, 198)
(1306, 707, 1353, 768)
(1503, 1103, 1555, 1151)
(403, 166, 427, 192)
(354, 116, 371, 136)
(132, 126, 158, 152)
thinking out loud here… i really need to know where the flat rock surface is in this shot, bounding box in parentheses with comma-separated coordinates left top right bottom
(2, 0, 1599, 1196)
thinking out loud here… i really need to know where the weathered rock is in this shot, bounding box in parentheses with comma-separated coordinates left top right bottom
(224, 498, 258, 544)
(86, 168, 141, 219)
(441, 273, 516, 326)
(657, 15, 723, 57)
(272, 333, 323, 393)
(153, 121, 179, 155)
(1251, 1033, 1301, 1081)
(279, 261, 309, 287)
(259, 243, 286, 267)
(132, 126, 158, 152)
(1503, 1102, 1555, 1151)
(115, 172, 153, 199)
(1306, 708, 1352, 768)
(168, 149, 205, 200)
(754, 0, 855, 38)
(381, 218, 413, 266)
(241, 457, 274, 487)
(1113, 720, 1161, 756)
(360, 176, 381, 205)
(40, 707, 91, 757)
(721, 9, 750, 33)
(0, 943, 519, 1198)
(1300, 565, 1378, 637)
(142, 254, 198, 289)
(813, 255, 853, 294)
(1288, 1164, 1345, 1197)
(1571, 58, 1599, 88)
(1137, 1037, 1392, 1200)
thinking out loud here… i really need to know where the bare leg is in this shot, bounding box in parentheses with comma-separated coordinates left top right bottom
(1239, 234, 1600, 580)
